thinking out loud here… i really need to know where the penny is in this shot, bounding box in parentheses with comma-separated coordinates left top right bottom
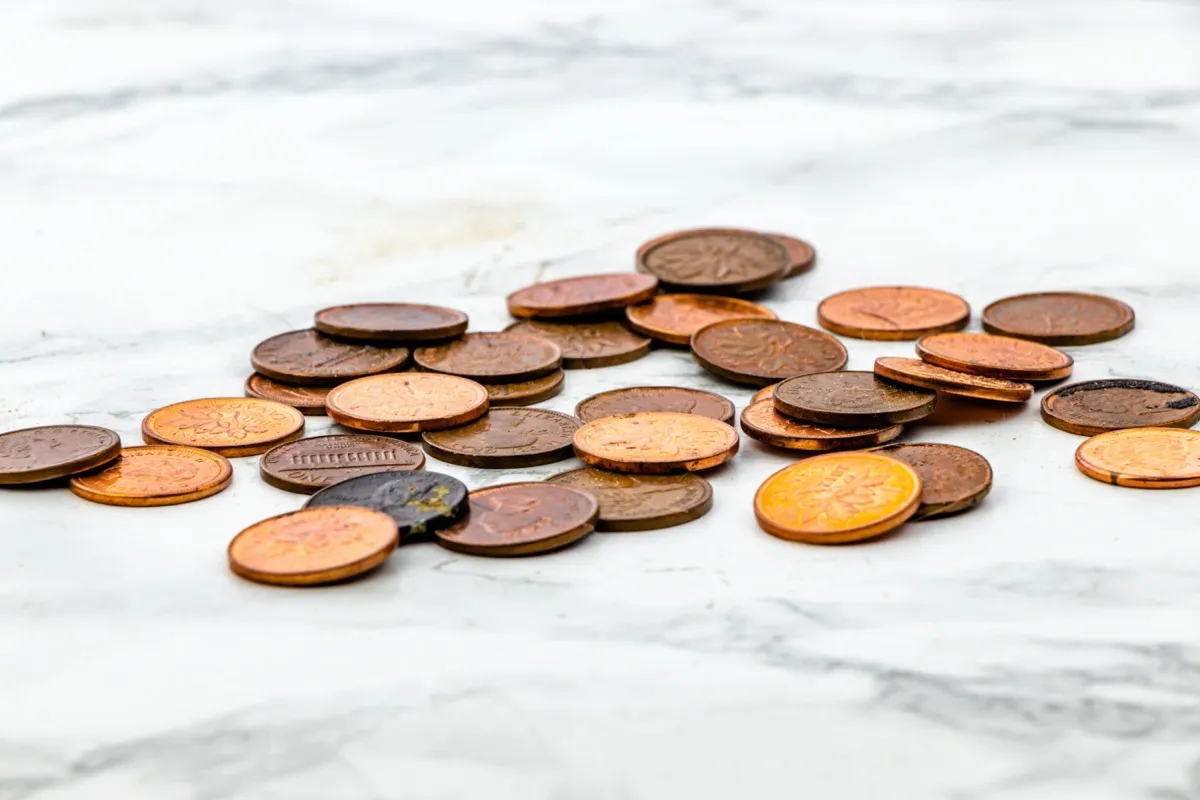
(1075, 428, 1200, 489)
(870, 443, 992, 520)
(0, 425, 121, 485)
(325, 373, 488, 433)
(624, 294, 777, 346)
(142, 398, 304, 457)
(1041, 379, 1200, 436)
(575, 387, 735, 425)
(250, 329, 410, 386)
(259, 434, 426, 494)
(636, 228, 788, 293)
(244, 373, 330, 415)
(573, 412, 739, 473)
(916, 332, 1073, 382)
(69, 445, 232, 507)
(691, 319, 848, 387)
(752, 384, 781, 404)
(873, 357, 1033, 403)
(982, 292, 1135, 346)
(435, 483, 598, 556)
(313, 303, 468, 343)
(504, 320, 650, 369)
(486, 371, 565, 407)
(754, 452, 922, 544)
(546, 468, 713, 532)
(774, 371, 937, 428)
(764, 233, 816, 278)
(817, 286, 970, 341)
(506, 273, 659, 319)
(421, 408, 580, 469)
(740, 400, 903, 451)
(305, 470, 469, 541)
(413, 332, 561, 383)
(228, 506, 399, 587)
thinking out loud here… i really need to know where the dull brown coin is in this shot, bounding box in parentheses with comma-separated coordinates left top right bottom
(504, 319, 650, 369)
(818, 286, 970, 341)
(774, 371, 937, 428)
(313, 303, 468, 343)
(1075, 428, 1200, 489)
(870, 443, 992, 520)
(414, 332, 561, 383)
(244, 373, 330, 415)
(691, 319, 848, 387)
(575, 387, 735, 425)
(1041, 379, 1200, 436)
(507, 273, 659, 318)
(325, 373, 488, 433)
(624, 294, 777, 346)
(546, 468, 713, 532)
(250, 329, 410, 386)
(873, 357, 1033, 403)
(435, 483, 598, 556)
(764, 233, 816, 278)
(636, 228, 788, 293)
(69, 445, 232, 507)
(916, 332, 1073, 382)
(982, 292, 1135, 346)
(422, 408, 580, 468)
(486, 371, 565, 407)
(573, 412, 739, 473)
(0, 425, 121, 485)
(142, 398, 305, 457)
(228, 506, 399, 586)
(740, 400, 903, 451)
(259, 434, 426, 494)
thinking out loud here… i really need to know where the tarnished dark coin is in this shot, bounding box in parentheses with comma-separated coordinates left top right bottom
(314, 303, 468, 343)
(0, 425, 121, 485)
(435, 483, 598, 556)
(624, 294, 777, 346)
(982, 292, 1135, 345)
(818, 287, 970, 340)
(1041, 379, 1200, 436)
(251, 329, 410, 386)
(763, 233, 816, 278)
(870, 443, 992, 520)
(305, 470, 468, 543)
(504, 320, 650, 369)
(873, 357, 1033, 403)
(575, 387, 735, 425)
(260, 434, 426, 494)
(244, 373, 330, 415)
(691, 319, 848, 387)
(546, 467, 713, 532)
(414, 332, 561, 383)
(916, 332, 1074, 382)
(507, 273, 659, 319)
(421, 408, 580, 468)
(740, 400, 903, 451)
(486, 371, 565, 407)
(774, 371, 937, 428)
(636, 228, 788, 294)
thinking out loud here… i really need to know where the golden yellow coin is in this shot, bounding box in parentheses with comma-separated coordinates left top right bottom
(1074, 428, 1200, 489)
(142, 398, 305, 457)
(70, 446, 232, 507)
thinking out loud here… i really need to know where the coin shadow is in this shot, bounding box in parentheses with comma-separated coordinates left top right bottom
(918, 393, 1029, 427)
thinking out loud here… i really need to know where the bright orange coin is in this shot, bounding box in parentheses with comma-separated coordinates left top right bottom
(142, 398, 305, 457)
(624, 294, 777, 346)
(573, 412, 739, 473)
(1074, 428, 1200, 489)
(325, 373, 488, 433)
(69, 446, 233, 507)
(752, 383, 782, 403)
(818, 286, 969, 340)
(916, 332, 1073, 381)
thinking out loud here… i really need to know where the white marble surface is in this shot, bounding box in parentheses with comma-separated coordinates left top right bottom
(3, 1, 1200, 797)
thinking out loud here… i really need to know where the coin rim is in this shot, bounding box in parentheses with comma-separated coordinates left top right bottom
(249, 328, 411, 386)
(502, 320, 651, 369)
(324, 374, 489, 433)
(434, 482, 599, 556)
(421, 408, 581, 469)
(1074, 428, 1200, 489)
(486, 370, 566, 407)
(740, 400, 904, 451)
(68, 445, 233, 506)
(868, 442, 993, 520)
(506, 273, 660, 318)
(1042, 379, 1200, 437)
(141, 398, 305, 457)
(313, 303, 469, 342)
(545, 467, 714, 532)
(572, 411, 740, 473)
(915, 333, 1075, 381)
(623, 293, 778, 346)
(873, 357, 1033, 403)
(413, 332, 563, 383)
(762, 232, 817, 278)
(635, 228, 789, 293)
(773, 371, 938, 428)
(244, 373, 330, 415)
(982, 292, 1135, 346)
(0, 424, 122, 485)
(690, 319, 849, 387)
(259, 434, 426, 495)
(816, 286, 971, 341)
(574, 386, 736, 425)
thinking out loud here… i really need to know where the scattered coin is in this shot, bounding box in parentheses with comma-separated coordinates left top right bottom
(691, 319, 848, 387)
(873, 357, 1033, 403)
(142, 398, 304, 457)
(0, 425, 121, 485)
(422, 408, 580, 468)
(504, 319, 650, 369)
(486, 371, 565, 407)
(817, 286, 970, 340)
(740, 400, 903, 451)
(752, 384, 781, 403)
(982, 292, 1135, 346)
(573, 412, 739, 473)
(763, 233, 816, 278)
(546, 468, 713, 531)
(507, 273, 659, 318)
(250, 329, 410, 385)
(313, 303, 468, 343)
(244, 373, 330, 415)
(870, 443, 992, 520)
(325, 373, 488, 433)
(636, 228, 789, 293)
(259, 434, 426, 494)
(624, 294, 777, 346)
(916, 332, 1074, 382)
(1041, 379, 1200, 436)
(575, 387, 736, 425)
(774, 371, 937, 427)
(435, 483, 598, 556)
(414, 332, 561, 383)
(305, 470, 469, 541)
(69, 445, 232, 506)
(1075, 428, 1200, 489)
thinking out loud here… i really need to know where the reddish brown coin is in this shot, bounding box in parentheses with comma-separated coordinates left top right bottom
(506, 273, 659, 319)
(314, 303, 468, 343)
(740, 400, 903, 451)
(575, 387, 735, 425)
(259, 434, 426, 494)
(69, 446, 233, 507)
(244, 373, 330, 415)
(982, 292, 1135, 346)
(870, 443, 992, 520)
(691, 319, 848, 387)
(752, 384, 781, 404)
(325, 373, 489, 433)
(636, 228, 788, 293)
(917, 332, 1074, 382)
(421, 408, 580, 468)
(0, 425, 121, 485)
(763, 233, 816, 278)
(250, 329, 410, 386)
(142, 398, 305, 457)
(1041, 379, 1200, 436)
(624, 294, 777, 346)
(435, 483, 598, 557)
(546, 468, 713, 532)
(873, 357, 1033, 403)
(414, 332, 561, 383)
(486, 370, 565, 407)
(818, 286, 970, 340)
(773, 371, 937, 428)
(504, 320, 650, 369)
(573, 412, 739, 473)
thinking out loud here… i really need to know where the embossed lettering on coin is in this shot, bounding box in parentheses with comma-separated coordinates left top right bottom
(70, 445, 232, 507)
(0, 425, 121, 485)
(1042, 379, 1200, 436)
(422, 408, 580, 469)
(435, 483, 598, 556)
(625, 294, 777, 346)
(691, 319, 848, 387)
(871, 443, 992, 519)
(573, 412, 739, 473)
(983, 292, 1134, 345)
(1075, 428, 1200, 489)
(260, 434, 425, 494)
(637, 229, 788, 293)
(818, 287, 970, 340)
(504, 320, 650, 369)
(142, 398, 305, 457)
(507, 273, 659, 318)
(250, 329, 410, 385)
(546, 468, 713, 531)
(916, 332, 1073, 381)
(575, 387, 736, 425)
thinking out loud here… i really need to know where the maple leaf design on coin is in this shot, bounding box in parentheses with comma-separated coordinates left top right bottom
(175, 408, 267, 441)
(792, 466, 904, 526)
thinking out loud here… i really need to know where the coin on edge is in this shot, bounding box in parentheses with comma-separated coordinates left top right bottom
(691, 319, 848, 387)
(504, 319, 650, 369)
(422, 408, 580, 469)
(741, 400, 903, 451)
(250, 329, 410, 385)
(574, 412, 739, 473)
(817, 286, 970, 340)
(414, 332, 561, 383)
(70, 445, 232, 506)
(244, 373, 330, 415)
(870, 443, 992, 520)
(142, 398, 304, 457)
(546, 467, 713, 531)
(259, 434, 426, 494)
(1042, 379, 1200, 436)
(763, 233, 816, 278)
(774, 371, 937, 428)
(982, 292, 1134, 345)
(0, 425, 121, 485)
(1075, 428, 1200, 489)
(325, 373, 488, 433)
(636, 228, 789, 294)
(435, 483, 598, 556)
(575, 387, 736, 425)
(624, 294, 777, 346)
(916, 332, 1073, 382)
(305, 470, 469, 541)
(314, 303, 468, 343)
(486, 371, 565, 407)
(873, 357, 1033, 403)
(507, 273, 659, 318)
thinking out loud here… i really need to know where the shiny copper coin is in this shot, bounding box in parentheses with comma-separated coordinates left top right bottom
(142, 398, 304, 457)
(486, 370, 565, 407)
(504, 319, 650, 369)
(546, 467, 713, 532)
(818, 286, 970, 341)
(752, 383, 781, 404)
(1041, 379, 1200, 436)
(259, 434, 425, 494)
(636, 228, 788, 293)
(983, 292, 1135, 345)
(764, 233, 816, 278)
(313, 303, 468, 343)
(0, 425, 120, 485)
(575, 387, 735, 425)
(435, 483, 598, 557)
(740, 400, 902, 451)
(228, 506, 399, 586)
(244, 373, 329, 415)
(916, 332, 1073, 382)
(691, 319, 848, 387)
(414, 332, 561, 383)
(250, 329, 410, 386)
(873, 357, 1033, 403)
(507, 273, 659, 319)
(422, 408, 580, 468)
(573, 412, 739, 473)
(325, 373, 488, 433)
(69, 445, 232, 507)
(870, 443, 992, 520)
(1075, 428, 1200, 489)
(774, 371, 937, 428)
(624, 294, 777, 346)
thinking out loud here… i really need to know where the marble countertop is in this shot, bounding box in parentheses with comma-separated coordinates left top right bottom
(3, 1, 1200, 798)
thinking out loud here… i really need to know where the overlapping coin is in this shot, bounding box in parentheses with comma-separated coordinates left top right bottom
(244, 373, 330, 415)
(435, 483, 598, 556)
(314, 303, 468, 343)
(421, 408, 580, 468)
(504, 319, 650, 369)
(916, 332, 1073, 382)
(305, 470, 469, 541)
(691, 319, 848, 386)
(873, 357, 1033, 403)
(507, 273, 658, 318)
(546, 468, 713, 531)
(573, 412, 739, 473)
(624, 294, 776, 346)
(818, 286, 970, 340)
(1041, 379, 1200, 436)
(0, 425, 121, 485)
(259, 435, 425, 494)
(575, 386, 736, 425)
(763, 233, 816, 278)
(637, 228, 789, 293)
(69, 445, 232, 506)
(414, 332, 561, 383)
(142, 398, 304, 457)
(250, 329, 410, 385)
(740, 400, 903, 451)
(983, 292, 1134, 345)
(485, 371, 565, 407)
(870, 443, 992, 519)
(325, 373, 488, 433)
(773, 371, 937, 427)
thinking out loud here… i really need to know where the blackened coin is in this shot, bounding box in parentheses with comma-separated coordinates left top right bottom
(305, 470, 468, 542)
(1041, 379, 1200, 436)
(774, 371, 937, 428)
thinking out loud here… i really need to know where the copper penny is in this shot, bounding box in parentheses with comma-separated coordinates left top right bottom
(250, 329, 410, 386)
(873, 357, 1033, 403)
(504, 320, 650, 369)
(259, 434, 425, 494)
(413, 332, 561, 383)
(506, 273, 659, 319)
(982, 292, 1135, 346)
(313, 303, 468, 343)
(228, 506, 399, 586)
(573, 412, 739, 473)
(752, 384, 781, 404)
(421, 408, 580, 469)
(325, 373, 488, 433)
(691, 319, 848, 387)
(0, 425, 120, 485)
(740, 400, 903, 451)
(870, 443, 992, 520)
(818, 286, 970, 341)
(435, 483, 598, 556)
(624, 294, 777, 346)
(244, 373, 330, 415)
(1075, 428, 1200, 489)
(142, 398, 304, 457)
(916, 332, 1074, 382)
(486, 371, 565, 407)
(636, 228, 788, 294)
(69, 446, 232, 507)
(764, 233, 816, 278)
(774, 371, 937, 428)
(546, 467, 713, 532)
(1041, 379, 1200, 436)
(575, 387, 735, 425)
